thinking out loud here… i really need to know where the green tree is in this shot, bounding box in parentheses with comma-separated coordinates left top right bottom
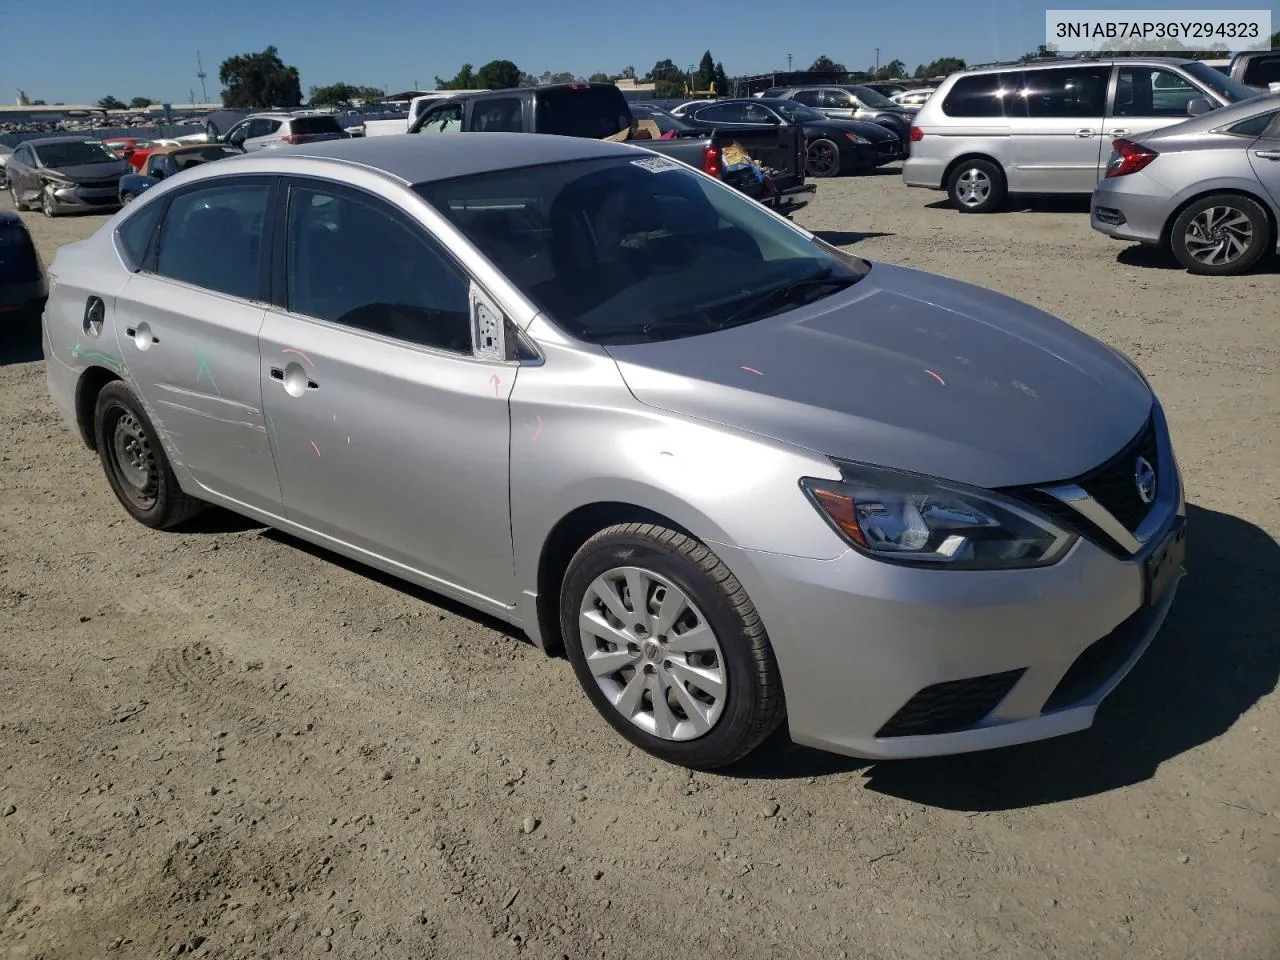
(309, 82, 385, 107)
(647, 59, 685, 97)
(914, 57, 966, 79)
(713, 61, 730, 94)
(1020, 43, 1059, 61)
(695, 49, 715, 90)
(97, 95, 126, 110)
(620, 65, 636, 79)
(31, 99, 47, 105)
(476, 59, 522, 89)
(809, 55, 846, 73)
(219, 46, 302, 108)
(1272, 30, 1279, 47)
(436, 64, 477, 89)
(588, 72, 612, 83)
(128, 96, 155, 109)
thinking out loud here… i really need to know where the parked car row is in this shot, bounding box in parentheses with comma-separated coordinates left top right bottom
(40, 131, 1187, 770)
(900, 55, 1280, 275)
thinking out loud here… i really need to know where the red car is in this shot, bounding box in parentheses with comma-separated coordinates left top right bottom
(102, 138, 160, 171)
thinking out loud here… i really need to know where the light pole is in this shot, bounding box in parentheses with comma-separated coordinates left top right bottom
(875, 48, 880, 75)
(787, 53, 793, 71)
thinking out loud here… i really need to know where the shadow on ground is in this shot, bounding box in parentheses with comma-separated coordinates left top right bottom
(0, 313, 43, 366)
(729, 503, 1280, 807)
(1117, 243, 1280, 275)
(924, 196, 1094, 215)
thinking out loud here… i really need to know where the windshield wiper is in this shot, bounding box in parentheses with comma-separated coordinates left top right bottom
(716, 268, 858, 328)
(591, 318, 718, 343)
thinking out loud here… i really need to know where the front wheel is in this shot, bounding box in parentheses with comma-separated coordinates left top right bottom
(947, 158, 1006, 213)
(41, 187, 57, 218)
(805, 138, 841, 178)
(120, 192, 135, 205)
(1169, 194, 1270, 275)
(560, 523, 785, 770)
(11, 185, 27, 211)
(93, 381, 207, 529)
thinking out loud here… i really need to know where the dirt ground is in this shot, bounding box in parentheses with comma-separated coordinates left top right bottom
(1, 172, 1277, 960)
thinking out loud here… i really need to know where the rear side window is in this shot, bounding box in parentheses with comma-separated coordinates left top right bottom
(472, 98, 524, 132)
(534, 88, 631, 138)
(1224, 110, 1279, 137)
(941, 74, 1010, 117)
(116, 198, 164, 269)
(790, 89, 821, 107)
(1018, 67, 1109, 118)
(1242, 55, 1280, 87)
(154, 181, 271, 299)
(289, 115, 343, 135)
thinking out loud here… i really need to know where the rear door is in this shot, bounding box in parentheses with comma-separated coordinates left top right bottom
(243, 118, 284, 151)
(1006, 65, 1110, 193)
(1247, 111, 1280, 210)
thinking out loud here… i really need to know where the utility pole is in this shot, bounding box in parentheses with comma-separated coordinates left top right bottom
(196, 50, 208, 103)
(875, 48, 880, 75)
(787, 53, 793, 71)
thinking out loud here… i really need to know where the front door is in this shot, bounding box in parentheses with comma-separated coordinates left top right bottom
(1101, 65, 1214, 164)
(113, 175, 282, 511)
(1006, 65, 1111, 193)
(1247, 117, 1280, 210)
(258, 179, 517, 604)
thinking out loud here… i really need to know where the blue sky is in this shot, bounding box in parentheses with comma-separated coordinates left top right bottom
(7, 0, 1278, 104)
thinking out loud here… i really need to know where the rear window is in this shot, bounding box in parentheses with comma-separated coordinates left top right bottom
(942, 74, 1010, 117)
(534, 87, 632, 139)
(289, 115, 343, 135)
(1241, 54, 1280, 87)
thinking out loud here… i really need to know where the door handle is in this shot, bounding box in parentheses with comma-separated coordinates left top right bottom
(269, 366, 318, 389)
(1254, 150, 1280, 159)
(1110, 128, 1129, 136)
(124, 326, 158, 344)
(1074, 128, 1096, 137)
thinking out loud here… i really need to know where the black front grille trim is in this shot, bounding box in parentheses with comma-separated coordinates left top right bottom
(876, 668, 1026, 738)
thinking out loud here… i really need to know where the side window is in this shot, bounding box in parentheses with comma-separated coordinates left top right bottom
(146, 155, 166, 177)
(1019, 67, 1109, 118)
(1242, 55, 1280, 87)
(790, 89, 822, 107)
(285, 185, 472, 353)
(116, 196, 165, 269)
(154, 181, 271, 299)
(226, 122, 249, 144)
(695, 103, 749, 123)
(471, 98, 523, 132)
(821, 89, 855, 108)
(942, 74, 1009, 117)
(1114, 67, 1200, 117)
(420, 103, 463, 134)
(1225, 110, 1279, 138)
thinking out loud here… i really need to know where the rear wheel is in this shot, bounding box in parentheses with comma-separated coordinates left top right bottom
(805, 138, 841, 178)
(1169, 194, 1270, 276)
(93, 382, 207, 529)
(560, 523, 785, 770)
(947, 158, 1006, 213)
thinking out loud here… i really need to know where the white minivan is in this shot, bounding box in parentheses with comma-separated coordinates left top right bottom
(902, 57, 1258, 212)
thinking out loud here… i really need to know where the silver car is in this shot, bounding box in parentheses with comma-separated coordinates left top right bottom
(1091, 95, 1280, 275)
(43, 134, 1187, 770)
(219, 111, 350, 151)
(904, 57, 1257, 212)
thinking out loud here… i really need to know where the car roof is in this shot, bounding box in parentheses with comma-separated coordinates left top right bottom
(959, 56, 1194, 75)
(239, 132, 645, 184)
(23, 135, 107, 148)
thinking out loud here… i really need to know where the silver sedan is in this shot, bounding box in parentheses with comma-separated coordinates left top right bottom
(43, 133, 1186, 769)
(1091, 94, 1280, 275)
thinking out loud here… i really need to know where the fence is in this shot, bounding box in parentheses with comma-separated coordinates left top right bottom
(0, 115, 369, 150)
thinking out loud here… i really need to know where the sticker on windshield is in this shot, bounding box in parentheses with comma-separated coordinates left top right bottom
(630, 156, 682, 173)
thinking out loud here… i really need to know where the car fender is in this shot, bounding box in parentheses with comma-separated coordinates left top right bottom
(1163, 174, 1280, 242)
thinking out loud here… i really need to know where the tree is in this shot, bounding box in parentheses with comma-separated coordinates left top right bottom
(436, 64, 477, 89)
(309, 82, 384, 107)
(1272, 30, 1279, 47)
(475, 60, 522, 90)
(914, 57, 966, 79)
(588, 72, 612, 83)
(1019, 43, 1059, 61)
(647, 59, 685, 98)
(129, 97, 155, 109)
(31, 99, 47, 105)
(219, 46, 302, 108)
(620, 65, 636, 80)
(97, 95, 126, 110)
(695, 50, 715, 90)
(809, 55, 846, 73)
(713, 61, 730, 94)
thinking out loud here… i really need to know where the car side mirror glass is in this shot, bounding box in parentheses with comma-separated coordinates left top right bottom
(1186, 97, 1213, 116)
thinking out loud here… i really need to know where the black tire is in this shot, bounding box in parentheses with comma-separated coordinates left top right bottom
(10, 185, 27, 212)
(1169, 193, 1271, 276)
(120, 192, 135, 205)
(560, 523, 785, 770)
(805, 138, 842, 178)
(946, 157, 1006, 213)
(93, 381, 207, 529)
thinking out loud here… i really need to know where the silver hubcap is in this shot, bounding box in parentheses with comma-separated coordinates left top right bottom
(578, 566, 727, 741)
(1185, 206, 1253, 266)
(955, 168, 991, 206)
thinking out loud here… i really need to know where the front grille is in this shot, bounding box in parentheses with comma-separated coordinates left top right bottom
(876, 669, 1025, 738)
(80, 195, 119, 206)
(77, 179, 119, 189)
(1002, 413, 1160, 556)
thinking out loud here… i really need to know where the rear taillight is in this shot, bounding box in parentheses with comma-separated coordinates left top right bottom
(1105, 138, 1158, 178)
(702, 144, 722, 178)
(280, 134, 300, 144)
(909, 126, 923, 142)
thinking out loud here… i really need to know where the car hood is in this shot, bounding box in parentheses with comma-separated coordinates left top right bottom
(44, 161, 129, 180)
(603, 262, 1152, 489)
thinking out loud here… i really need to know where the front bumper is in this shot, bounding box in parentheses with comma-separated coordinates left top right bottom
(1089, 177, 1173, 245)
(45, 183, 122, 213)
(712, 423, 1186, 761)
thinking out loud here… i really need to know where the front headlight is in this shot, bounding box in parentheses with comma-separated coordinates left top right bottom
(843, 133, 868, 144)
(800, 461, 1076, 570)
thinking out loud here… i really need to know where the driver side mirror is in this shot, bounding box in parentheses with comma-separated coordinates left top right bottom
(1186, 97, 1213, 117)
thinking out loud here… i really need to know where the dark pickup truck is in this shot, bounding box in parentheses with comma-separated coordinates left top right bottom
(406, 83, 815, 215)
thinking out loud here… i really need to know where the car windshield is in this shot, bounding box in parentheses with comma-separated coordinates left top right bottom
(35, 141, 119, 167)
(1183, 61, 1256, 102)
(770, 101, 825, 122)
(632, 105, 694, 134)
(850, 85, 896, 108)
(414, 156, 868, 344)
